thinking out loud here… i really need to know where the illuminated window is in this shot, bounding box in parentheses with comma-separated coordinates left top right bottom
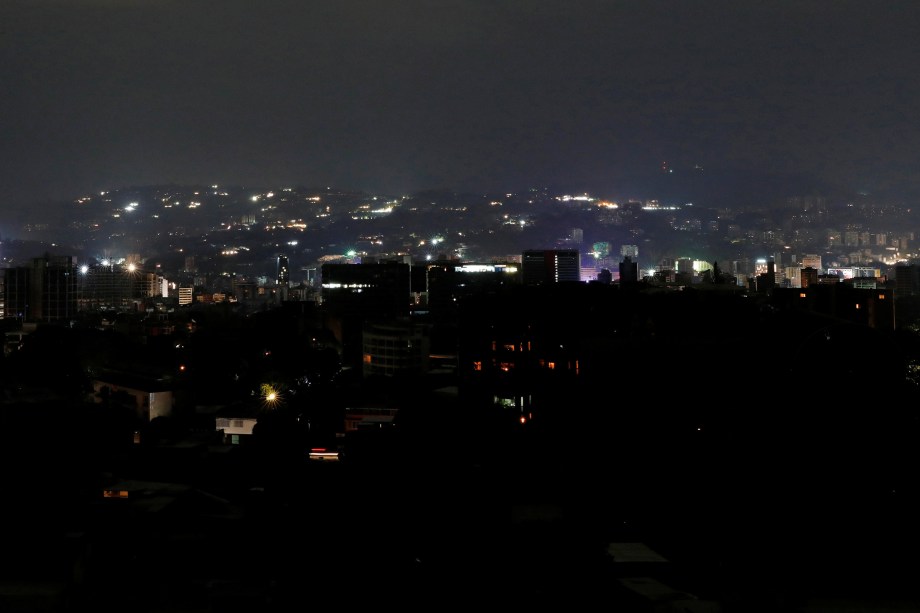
(491, 341, 497, 351)
(799, 293, 806, 298)
(363, 354, 372, 364)
(500, 362, 512, 371)
(503, 344, 515, 351)
(546, 361, 555, 370)
(473, 361, 482, 371)
(879, 294, 886, 299)
(855, 304, 860, 309)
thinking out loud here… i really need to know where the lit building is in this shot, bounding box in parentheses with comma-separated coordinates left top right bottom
(801, 254, 823, 273)
(178, 287, 193, 306)
(784, 266, 803, 288)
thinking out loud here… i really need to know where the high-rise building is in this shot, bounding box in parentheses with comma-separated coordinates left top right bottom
(362, 318, 431, 378)
(801, 254, 822, 272)
(77, 262, 158, 312)
(178, 287, 193, 306)
(2, 255, 77, 322)
(276, 254, 290, 303)
(320, 260, 412, 369)
(895, 264, 920, 297)
(276, 254, 290, 287)
(801, 266, 819, 289)
(521, 250, 580, 285)
(784, 266, 803, 288)
(619, 255, 639, 285)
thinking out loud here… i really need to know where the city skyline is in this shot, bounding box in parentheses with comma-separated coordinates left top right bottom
(5, 1, 920, 222)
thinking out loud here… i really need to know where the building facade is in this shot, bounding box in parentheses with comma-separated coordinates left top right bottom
(521, 249, 580, 285)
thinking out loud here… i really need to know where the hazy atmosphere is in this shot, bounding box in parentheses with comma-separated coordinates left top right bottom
(4, 0, 920, 214)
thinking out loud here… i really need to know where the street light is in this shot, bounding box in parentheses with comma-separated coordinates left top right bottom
(260, 383, 281, 409)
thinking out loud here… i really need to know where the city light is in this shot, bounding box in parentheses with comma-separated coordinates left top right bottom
(260, 383, 281, 408)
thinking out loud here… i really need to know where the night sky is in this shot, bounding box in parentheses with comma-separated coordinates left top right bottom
(4, 0, 920, 214)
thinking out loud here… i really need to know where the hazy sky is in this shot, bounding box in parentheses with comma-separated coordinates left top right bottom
(4, 0, 920, 213)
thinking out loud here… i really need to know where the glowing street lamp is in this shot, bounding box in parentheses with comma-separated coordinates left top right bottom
(260, 383, 281, 408)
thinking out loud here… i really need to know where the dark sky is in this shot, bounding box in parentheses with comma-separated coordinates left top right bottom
(4, 0, 920, 214)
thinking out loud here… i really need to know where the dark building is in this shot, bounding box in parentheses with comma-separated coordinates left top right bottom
(422, 261, 520, 320)
(801, 266, 819, 289)
(276, 254, 290, 287)
(2, 254, 77, 322)
(894, 264, 920, 297)
(77, 262, 158, 312)
(320, 260, 412, 369)
(361, 317, 432, 378)
(276, 254, 290, 302)
(521, 249, 580, 285)
(771, 284, 895, 330)
(618, 256, 639, 285)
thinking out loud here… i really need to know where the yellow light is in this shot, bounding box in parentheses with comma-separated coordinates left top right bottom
(260, 383, 281, 407)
